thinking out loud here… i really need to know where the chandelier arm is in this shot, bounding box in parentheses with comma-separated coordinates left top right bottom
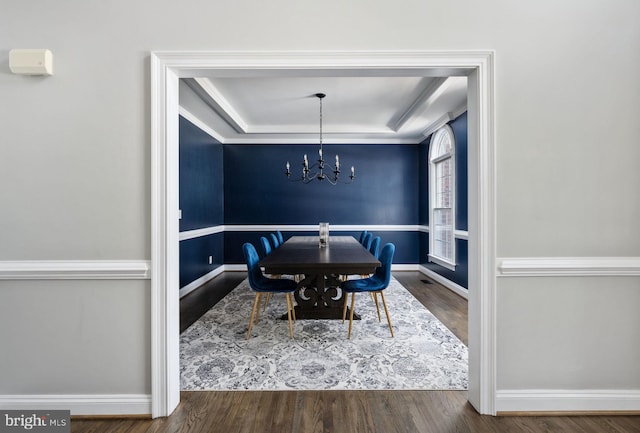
(337, 176, 355, 184)
(284, 92, 354, 185)
(302, 175, 319, 184)
(323, 175, 338, 186)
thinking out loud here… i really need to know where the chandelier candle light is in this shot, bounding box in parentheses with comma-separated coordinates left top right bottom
(285, 93, 355, 184)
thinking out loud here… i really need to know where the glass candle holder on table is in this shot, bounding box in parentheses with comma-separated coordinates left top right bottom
(319, 222, 329, 248)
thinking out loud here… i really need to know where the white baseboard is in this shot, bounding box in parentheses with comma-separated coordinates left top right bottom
(179, 266, 224, 298)
(495, 389, 640, 413)
(223, 264, 247, 272)
(390, 264, 419, 271)
(419, 265, 468, 299)
(0, 394, 152, 416)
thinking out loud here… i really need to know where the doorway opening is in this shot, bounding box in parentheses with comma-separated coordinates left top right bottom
(150, 50, 496, 417)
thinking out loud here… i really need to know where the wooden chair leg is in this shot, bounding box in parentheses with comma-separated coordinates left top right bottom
(262, 292, 271, 312)
(372, 292, 381, 321)
(379, 291, 394, 338)
(348, 293, 356, 339)
(285, 293, 294, 339)
(290, 295, 296, 322)
(246, 293, 261, 340)
(342, 292, 349, 323)
(254, 292, 262, 323)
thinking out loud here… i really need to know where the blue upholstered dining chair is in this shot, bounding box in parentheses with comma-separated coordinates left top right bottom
(360, 236, 382, 279)
(242, 242, 297, 339)
(265, 234, 299, 284)
(270, 233, 280, 249)
(362, 232, 373, 251)
(341, 243, 395, 339)
(260, 236, 272, 257)
(259, 236, 280, 310)
(359, 230, 368, 244)
(369, 236, 381, 259)
(276, 230, 285, 245)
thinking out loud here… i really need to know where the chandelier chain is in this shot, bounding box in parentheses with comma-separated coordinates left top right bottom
(319, 94, 323, 151)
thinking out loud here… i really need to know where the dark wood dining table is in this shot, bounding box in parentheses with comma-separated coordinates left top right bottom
(259, 236, 381, 319)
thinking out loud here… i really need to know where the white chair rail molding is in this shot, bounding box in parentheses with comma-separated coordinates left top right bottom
(0, 260, 151, 280)
(497, 257, 640, 277)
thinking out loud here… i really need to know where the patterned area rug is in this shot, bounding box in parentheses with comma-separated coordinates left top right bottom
(180, 277, 468, 390)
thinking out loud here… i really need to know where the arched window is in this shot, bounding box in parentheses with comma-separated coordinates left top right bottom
(429, 125, 456, 270)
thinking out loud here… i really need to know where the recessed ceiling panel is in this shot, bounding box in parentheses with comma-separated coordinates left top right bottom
(207, 76, 430, 133)
(180, 74, 467, 144)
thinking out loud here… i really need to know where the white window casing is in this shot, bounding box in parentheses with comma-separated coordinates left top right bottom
(429, 125, 456, 270)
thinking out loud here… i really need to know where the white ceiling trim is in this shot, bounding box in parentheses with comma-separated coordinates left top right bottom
(193, 78, 247, 133)
(178, 106, 223, 143)
(178, 52, 469, 145)
(422, 102, 468, 137)
(390, 77, 448, 132)
(423, 112, 455, 137)
(183, 78, 247, 133)
(212, 135, 421, 145)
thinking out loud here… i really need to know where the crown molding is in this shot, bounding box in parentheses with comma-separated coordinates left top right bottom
(167, 51, 482, 145)
(178, 107, 224, 143)
(391, 77, 448, 132)
(184, 78, 247, 133)
(422, 112, 455, 138)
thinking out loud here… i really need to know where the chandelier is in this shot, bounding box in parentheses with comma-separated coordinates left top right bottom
(285, 93, 355, 184)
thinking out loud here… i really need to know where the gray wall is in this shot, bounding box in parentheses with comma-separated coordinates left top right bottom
(1, 0, 638, 415)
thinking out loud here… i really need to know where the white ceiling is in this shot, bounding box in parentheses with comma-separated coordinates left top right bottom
(180, 73, 467, 144)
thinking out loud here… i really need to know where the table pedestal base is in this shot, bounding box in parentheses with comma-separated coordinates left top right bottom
(279, 273, 360, 320)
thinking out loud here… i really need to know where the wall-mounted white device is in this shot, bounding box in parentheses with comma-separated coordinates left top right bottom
(9, 49, 54, 75)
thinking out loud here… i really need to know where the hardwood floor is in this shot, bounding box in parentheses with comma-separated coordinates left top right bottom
(72, 391, 640, 433)
(393, 272, 468, 345)
(180, 272, 246, 333)
(70, 272, 640, 432)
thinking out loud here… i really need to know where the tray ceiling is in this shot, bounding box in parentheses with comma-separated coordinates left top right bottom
(180, 73, 467, 144)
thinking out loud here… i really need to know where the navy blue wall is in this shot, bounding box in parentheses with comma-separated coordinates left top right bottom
(179, 116, 224, 231)
(224, 144, 418, 225)
(224, 230, 419, 265)
(420, 112, 469, 288)
(223, 144, 419, 264)
(418, 140, 430, 226)
(179, 116, 225, 287)
(421, 235, 469, 288)
(179, 113, 469, 291)
(452, 112, 468, 231)
(180, 234, 224, 287)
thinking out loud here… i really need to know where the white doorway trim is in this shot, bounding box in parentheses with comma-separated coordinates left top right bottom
(150, 50, 496, 417)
